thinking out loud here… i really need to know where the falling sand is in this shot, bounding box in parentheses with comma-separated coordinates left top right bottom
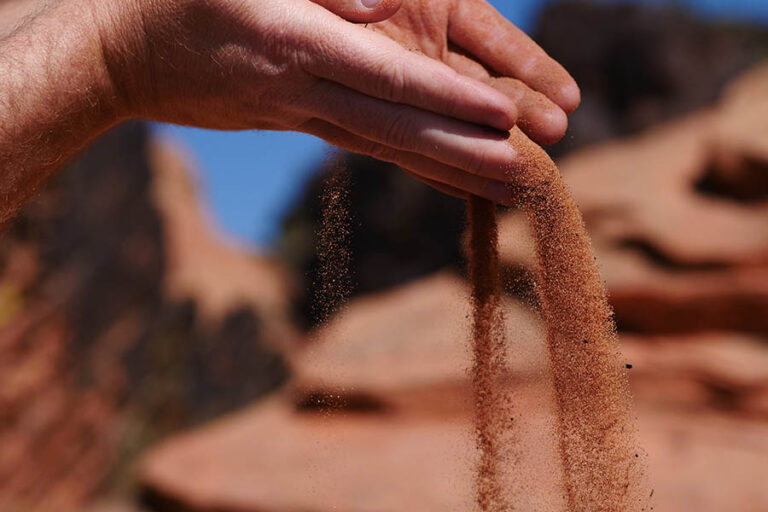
(466, 195, 512, 512)
(317, 129, 646, 510)
(313, 149, 352, 324)
(465, 126, 646, 511)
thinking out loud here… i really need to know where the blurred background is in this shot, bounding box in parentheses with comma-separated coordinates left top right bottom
(1, 0, 768, 510)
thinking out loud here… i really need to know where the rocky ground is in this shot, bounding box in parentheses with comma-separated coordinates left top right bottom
(135, 62, 768, 511)
(0, 126, 293, 511)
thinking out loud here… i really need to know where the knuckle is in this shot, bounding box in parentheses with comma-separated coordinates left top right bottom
(355, 137, 398, 163)
(519, 50, 544, 76)
(383, 110, 414, 149)
(376, 60, 406, 103)
(464, 142, 514, 179)
(442, 87, 462, 118)
(464, 146, 493, 177)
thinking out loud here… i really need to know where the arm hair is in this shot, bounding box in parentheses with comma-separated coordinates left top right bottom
(0, 0, 122, 230)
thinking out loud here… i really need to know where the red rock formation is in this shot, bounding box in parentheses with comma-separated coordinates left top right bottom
(148, 140, 294, 334)
(138, 62, 768, 512)
(293, 274, 547, 414)
(0, 124, 293, 511)
(141, 275, 564, 512)
(500, 62, 768, 335)
(138, 278, 768, 512)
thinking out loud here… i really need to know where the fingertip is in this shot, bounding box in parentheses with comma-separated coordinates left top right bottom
(315, 0, 402, 24)
(481, 82, 519, 131)
(530, 61, 581, 114)
(488, 99, 518, 132)
(462, 77, 518, 131)
(512, 88, 568, 145)
(357, 0, 402, 22)
(557, 81, 581, 114)
(534, 105, 568, 146)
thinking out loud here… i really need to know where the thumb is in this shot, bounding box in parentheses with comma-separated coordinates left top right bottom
(312, 0, 403, 24)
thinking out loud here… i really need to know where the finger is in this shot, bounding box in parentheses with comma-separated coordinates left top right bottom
(297, 3, 517, 130)
(448, 0, 580, 113)
(311, 0, 402, 23)
(443, 46, 492, 81)
(489, 77, 568, 145)
(445, 52, 567, 145)
(404, 171, 469, 200)
(300, 80, 520, 182)
(300, 118, 515, 205)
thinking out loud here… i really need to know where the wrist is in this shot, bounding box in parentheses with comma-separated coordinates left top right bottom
(0, 1, 122, 136)
(84, 0, 147, 121)
(0, 0, 124, 190)
(0, 0, 127, 226)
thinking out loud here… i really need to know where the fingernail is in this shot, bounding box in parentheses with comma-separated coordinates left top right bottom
(361, 0, 382, 8)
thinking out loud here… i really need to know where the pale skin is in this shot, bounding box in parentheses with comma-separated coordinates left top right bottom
(0, 0, 579, 230)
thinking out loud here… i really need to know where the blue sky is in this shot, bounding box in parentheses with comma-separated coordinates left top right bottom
(156, 0, 768, 251)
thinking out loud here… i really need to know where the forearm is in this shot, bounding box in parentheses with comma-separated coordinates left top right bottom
(0, 0, 123, 228)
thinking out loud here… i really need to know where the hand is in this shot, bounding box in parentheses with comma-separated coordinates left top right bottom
(92, 0, 580, 205)
(92, 0, 567, 205)
(374, 0, 580, 145)
(300, 0, 580, 203)
(97, 0, 523, 172)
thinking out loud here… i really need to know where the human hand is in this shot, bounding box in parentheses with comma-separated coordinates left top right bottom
(302, 0, 580, 203)
(93, 0, 572, 205)
(373, 0, 580, 145)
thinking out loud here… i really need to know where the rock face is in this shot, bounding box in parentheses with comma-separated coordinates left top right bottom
(138, 279, 768, 512)
(141, 404, 768, 512)
(292, 274, 548, 414)
(0, 124, 293, 511)
(140, 62, 768, 512)
(141, 275, 565, 512)
(534, 0, 768, 157)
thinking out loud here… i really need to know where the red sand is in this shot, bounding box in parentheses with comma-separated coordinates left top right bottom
(466, 196, 513, 511)
(314, 149, 352, 323)
(318, 124, 647, 510)
(509, 127, 648, 511)
(463, 125, 647, 510)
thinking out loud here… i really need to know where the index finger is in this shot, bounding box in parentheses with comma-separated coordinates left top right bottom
(448, 0, 581, 113)
(295, 2, 518, 131)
